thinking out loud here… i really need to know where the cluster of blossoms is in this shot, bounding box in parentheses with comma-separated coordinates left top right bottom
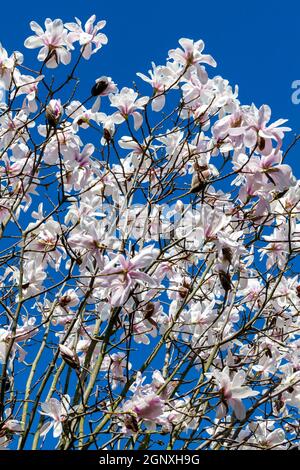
(0, 15, 299, 451)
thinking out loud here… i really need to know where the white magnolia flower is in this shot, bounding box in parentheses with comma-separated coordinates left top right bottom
(39, 395, 71, 438)
(211, 366, 259, 420)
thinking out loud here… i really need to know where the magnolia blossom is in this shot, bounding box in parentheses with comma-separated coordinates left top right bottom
(13, 73, 44, 112)
(211, 366, 259, 420)
(97, 245, 159, 306)
(137, 62, 176, 111)
(109, 87, 149, 130)
(40, 395, 71, 438)
(0, 44, 23, 89)
(0, 317, 37, 363)
(46, 99, 63, 127)
(65, 15, 107, 59)
(24, 19, 73, 68)
(168, 38, 216, 68)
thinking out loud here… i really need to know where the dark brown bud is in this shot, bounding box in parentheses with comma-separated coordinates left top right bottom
(179, 279, 191, 298)
(91, 80, 109, 96)
(231, 116, 243, 128)
(179, 287, 189, 298)
(59, 345, 80, 370)
(296, 285, 300, 298)
(123, 414, 139, 433)
(103, 128, 111, 143)
(222, 247, 233, 264)
(190, 165, 211, 193)
(258, 136, 266, 151)
(45, 102, 62, 128)
(274, 398, 285, 412)
(265, 348, 273, 358)
(219, 270, 232, 292)
(144, 302, 155, 320)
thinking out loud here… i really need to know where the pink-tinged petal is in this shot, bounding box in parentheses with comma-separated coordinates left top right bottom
(263, 152, 282, 167)
(136, 72, 152, 84)
(231, 370, 245, 389)
(132, 111, 143, 131)
(110, 283, 132, 306)
(130, 271, 157, 286)
(131, 245, 159, 269)
(135, 96, 149, 108)
(152, 94, 165, 112)
(40, 421, 53, 437)
(82, 143, 94, 158)
(179, 38, 195, 51)
(228, 127, 245, 137)
(49, 398, 61, 421)
(40, 402, 52, 415)
(29, 21, 44, 35)
(84, 15, 96, 33)
(59, 49, 71, 66)
(82, 42, 92, 60)
(112, 112, 125, 125)
(64, 22, 80, 32)
(96, 20, 106, 30)
(229, 398, 246, 420)
(231, 386, 259, 399)
(268, 429, 285, 446)
(94, 33, 108, 45)
(244, 129, 257, 148)
(53, 421, 63, 438)
(216, 402, 227, 419)
(200, 54, 217, 67)
(24, 36, 44, 49)
(268, 118, 290, 129)
(258, 104, 271, 127)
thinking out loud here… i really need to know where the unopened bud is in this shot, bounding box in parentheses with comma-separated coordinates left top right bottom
(103, 128, 112, 142)
(91, 79, 109, 97)
(219, 270, 232, 291)
(190, 165, 211, 193)
(144, 302, 155, 320)
(46, 99, 63, 127)
(59, 344, 80, 370)
(123, 414, 139, 433)
(222, 247, 233, 264)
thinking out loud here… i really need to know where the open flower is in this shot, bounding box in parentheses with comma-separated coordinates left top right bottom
(39, 395, 71, 438)
(98, 245, 159, 306)
(168, 38, 216, 67)
(24, 18, 73, 68)
(211, 366, 259, 420)
(137, 62, 175, 112)
(109, 87, 149, 130)
(65, 15, 107, 59)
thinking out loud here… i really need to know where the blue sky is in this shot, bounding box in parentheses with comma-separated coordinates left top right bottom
(1, 0, 299, 153)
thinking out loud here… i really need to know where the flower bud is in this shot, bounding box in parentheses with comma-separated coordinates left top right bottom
(222, 247, 233, 264)
(123, 414, 139, 433)
(59, 344, 80, 370)
(190, 164, 211, 193)
(46, 99, 63, 127)
(144, 302, 155, 320)
(91, 76, 117, 97)
(218, 270, 232, 291)
(91, 79, 109, 96)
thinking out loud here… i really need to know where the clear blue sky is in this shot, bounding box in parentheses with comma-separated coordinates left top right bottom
(1, 0, 299, 150)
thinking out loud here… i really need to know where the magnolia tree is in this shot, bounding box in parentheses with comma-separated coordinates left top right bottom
(0, 14, 299, 451)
